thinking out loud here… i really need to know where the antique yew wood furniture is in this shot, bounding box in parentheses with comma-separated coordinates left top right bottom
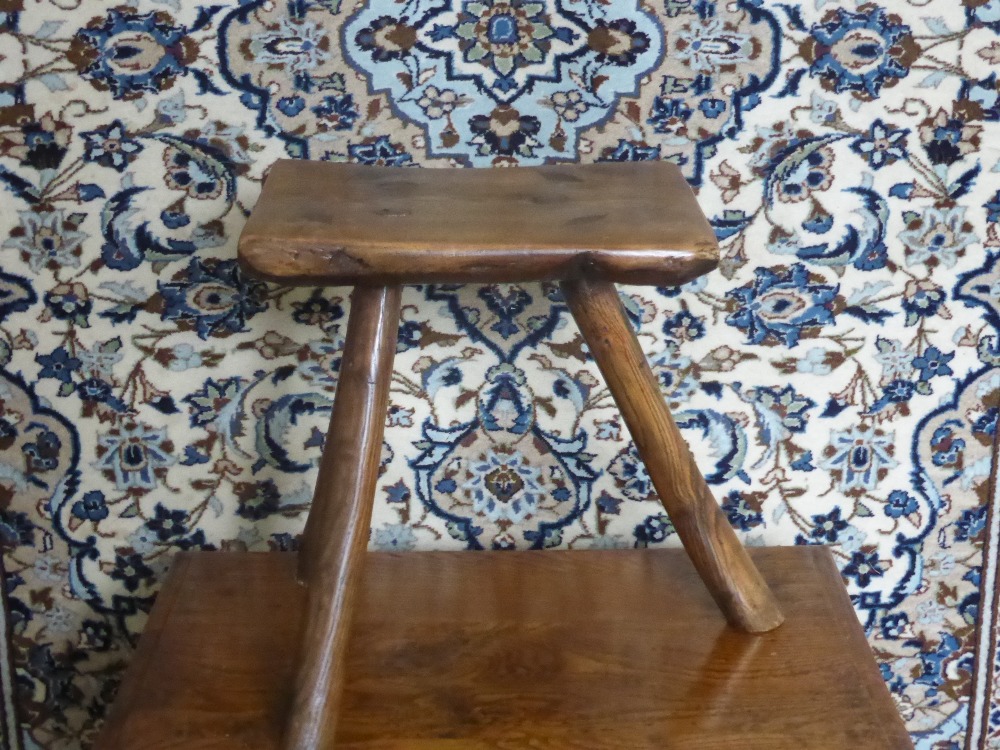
(96, 161, 913, 749)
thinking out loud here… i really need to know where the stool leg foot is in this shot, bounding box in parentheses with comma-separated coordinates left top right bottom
(561, 278, 784, 633)
(284, 284, 402, 750)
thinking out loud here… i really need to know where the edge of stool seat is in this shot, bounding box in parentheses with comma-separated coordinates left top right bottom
(236, 160, 720, 287)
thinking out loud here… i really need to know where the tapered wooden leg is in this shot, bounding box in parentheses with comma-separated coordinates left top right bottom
(561, 278, 784, 633)
(284, 285, 402, 750)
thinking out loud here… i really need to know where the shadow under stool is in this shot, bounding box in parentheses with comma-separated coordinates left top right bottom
(95, 161, 913, 750)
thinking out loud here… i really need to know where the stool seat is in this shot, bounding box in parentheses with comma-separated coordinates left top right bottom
(237, 160, 718, 286)
(96, 548, 912, 749)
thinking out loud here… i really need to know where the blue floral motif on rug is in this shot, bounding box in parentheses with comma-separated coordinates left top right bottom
(0, 0, 998, 747)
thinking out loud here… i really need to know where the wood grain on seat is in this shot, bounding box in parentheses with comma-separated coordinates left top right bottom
(237, 160, 719, 286)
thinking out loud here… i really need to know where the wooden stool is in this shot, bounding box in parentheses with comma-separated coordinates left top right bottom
(95, 161, 913, 749)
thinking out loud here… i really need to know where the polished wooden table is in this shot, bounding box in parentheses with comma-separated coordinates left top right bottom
(96, 547, 912, 749)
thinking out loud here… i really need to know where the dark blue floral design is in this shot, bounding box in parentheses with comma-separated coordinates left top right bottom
(291, 289, 344, 326)
(722, 491, 763, 531)
(479, 284, 532, 339)
(929, 423, 965, 475)
(36, 348, 80, 384)
(159, 259, 268, 340)
(78, 378, 123, 410)
(803, 4, 918, 98)
(446, 0, 577, 97)
(0, 268, 37, 321)
(69, 8, 198, 100)
(954, 506, 987, 542)
(870, 379, 915, 414)
(912, 346, 954, 381)
(633, 513, 673, 547)
(163, 144, 227, 200)
(843, 549, 885, 587)
(384, 480, 411, 504)
(914, 633, 960, 695)
(725, 263, 838, 346)
(609, 445, 653, 501)
(0, 414, 17, 445)
(985, 189, 1000, 224)
(900, 279, 946, 326)
(17, 114, 71, 170)
(71, 491, 109, 522)
(774, 146, 834, 202)
(422, 360, 464, 396)
(647, 97, 693, 135)
(277, 96, 306, 116)
(919, 110, 979, 166)
(77, 377, 110, 404)
(22, 428, 62, 475)
(699, 98, 726, 118)
(960, 73, 1000, 121)
(145, 504, 188, 541)
(469, 106, 541, 156)
(880, 612, 909, 639)
(973, 407, 998, 439)
(311, 94, 360, 132)
(587, 18, 650, 66)
(98, 187, 192, 271)
(348, 136, 413, 166)
(851, 119, 908, 168)
(109, 553, 155, 592)
(595, 491, 621, 516)
(43, 283, 91, 327)
(598, 139, 661, 162)
(355, 16, 417, 62)
(885, 490, 918, 519)
(253, 393, 333, 474)
(810, 508, 849, 543)
(81, 120, 144, 172)
(0, 510, 36, 550)
(235, 479, 282, 520)
(396, 319, 422, 352)
(80, 620, 114, 652)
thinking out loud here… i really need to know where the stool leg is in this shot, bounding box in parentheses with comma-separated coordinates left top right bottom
(560, 278, 784, 633)
(284, 284, 402, 750)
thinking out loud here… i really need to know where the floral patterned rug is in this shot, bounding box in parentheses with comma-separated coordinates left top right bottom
(0, 0, 998, 747)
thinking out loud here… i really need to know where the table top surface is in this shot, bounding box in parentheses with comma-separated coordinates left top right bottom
(96, 547, 912, 750)
(238, 160, 719, 286)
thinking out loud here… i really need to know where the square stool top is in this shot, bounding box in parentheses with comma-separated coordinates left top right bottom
(237, 160, 719, 286)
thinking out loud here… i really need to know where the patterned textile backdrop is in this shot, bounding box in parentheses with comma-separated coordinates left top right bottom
(0, 0, 998, 746)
